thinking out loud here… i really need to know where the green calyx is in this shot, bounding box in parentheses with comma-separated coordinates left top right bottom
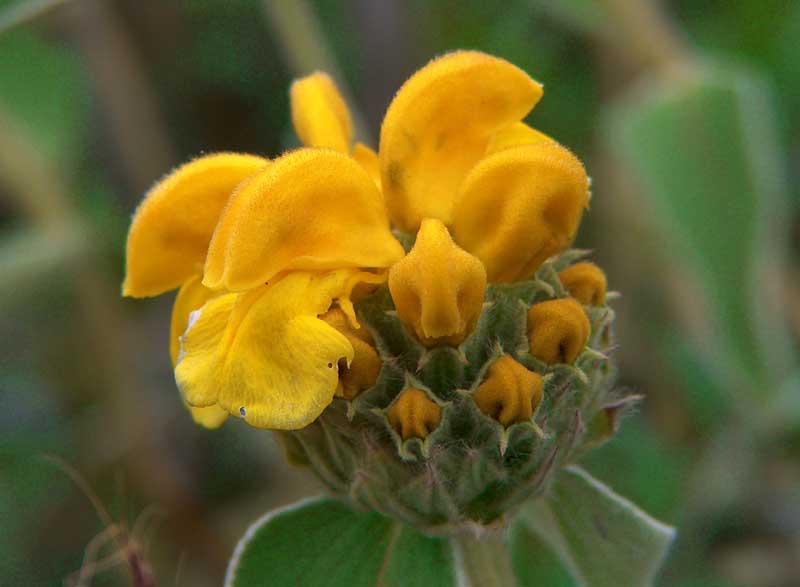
(276, 250, 628, 534)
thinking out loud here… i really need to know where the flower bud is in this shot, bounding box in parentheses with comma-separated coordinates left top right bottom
(558, 261, 607, 306)
(388, 218, 486, 346)
(473, 355, 543, 426)
(387, 387, 442, 440)
(527, 297, 590, 364)
(320, 308, 382, 400)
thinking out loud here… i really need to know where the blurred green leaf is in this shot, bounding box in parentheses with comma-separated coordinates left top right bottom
(520, 466, 675, 587)
(225, 497, 455, 587)
(0, 375, 77, 586)
(609, 63, 794, 390)
(533, 0, 609, 35)
(660, 330, 730, 434)
(0, 28, 87, 161)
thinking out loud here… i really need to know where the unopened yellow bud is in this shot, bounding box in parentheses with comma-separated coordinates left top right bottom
(387, 388, 442, 440)
(527, 298, 590, 365)
(320, 308, 382, 400)
(388, 218, 487, 346)
(558, 262, 607, 306)
(473, 355, 543, 426)
(452, 142, 589, 283)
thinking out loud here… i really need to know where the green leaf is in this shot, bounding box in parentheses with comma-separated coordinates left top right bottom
(0, 28, 87, 162)
(519, 466, 675, 587)
(609, 63, 794, 390)
(225, 497, 456, 587)
(509, 522, 573, 587)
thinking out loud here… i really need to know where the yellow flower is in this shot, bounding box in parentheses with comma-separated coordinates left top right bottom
(123, 50, 590, 431)
(125, 148, 403, 429)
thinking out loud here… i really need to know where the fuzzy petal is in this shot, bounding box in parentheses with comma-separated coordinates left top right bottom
(169, 276, 229, 428)
(486, 122, 555, 155)
(203, 149, 404, 291)
(290, 72, 352, 152)
(452, 142, 590, 283)
(175, 270, 379, 430)
(379, 51, 543, 231)
(351, 142, 381, 188)
(170, 275, 217, 366)
(123, 153, 268, 297)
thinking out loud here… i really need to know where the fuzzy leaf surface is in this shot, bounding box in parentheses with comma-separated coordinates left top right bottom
(518, 466, 675, 587)
(225, 497, 455, 587)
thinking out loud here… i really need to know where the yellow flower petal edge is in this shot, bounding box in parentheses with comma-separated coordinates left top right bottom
(485, 122, 555, 155)
(379, 50, 543, 232)
(290, 72, 352, 153)
(452, 142, 590, 283)
(176, 270, 380, 430)
(170, 275, 217, 367)
(123, 153, 268, 297)
(388, 218, 486, 346)
(351, 142, 381, 188)
(203, 149, 405, 291)
(169, 276, 229, 428)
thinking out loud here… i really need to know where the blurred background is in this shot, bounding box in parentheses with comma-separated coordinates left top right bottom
(1, 0, 799, 585)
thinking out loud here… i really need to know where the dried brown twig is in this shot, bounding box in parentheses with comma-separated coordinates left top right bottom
(41, 454, 158, 587)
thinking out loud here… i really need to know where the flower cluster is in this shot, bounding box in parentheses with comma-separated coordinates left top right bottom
(123, 51, 595, 435)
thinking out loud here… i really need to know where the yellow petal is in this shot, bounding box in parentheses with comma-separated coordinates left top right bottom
(473, 355, 543, 427)
(485, 122, 555, 155)
(176, 270, 380, 430)
(388, 218, 486, 346)
(452, 142, 590, 283)
(351, 142, 381, 188)
(188, 404, 229, 429)
(123, 153, 268, 297)
(527, 297, 590, 365)
(203, 149, 405, 291)
(290, 72, 352, 152)
(558, 261, 607, 306)
(170, 275, 218, 366)
(379, 50, 543, 232)
(169, 276, 229, 428)
(387, 387, 442, 440)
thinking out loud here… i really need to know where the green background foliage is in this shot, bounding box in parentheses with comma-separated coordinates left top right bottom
(0, 0, 798, 585)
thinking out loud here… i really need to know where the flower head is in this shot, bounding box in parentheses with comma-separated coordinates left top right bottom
(123, 50, 592, 433)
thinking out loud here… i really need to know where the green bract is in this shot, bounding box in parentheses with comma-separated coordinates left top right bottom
(275, 250, 623, 532)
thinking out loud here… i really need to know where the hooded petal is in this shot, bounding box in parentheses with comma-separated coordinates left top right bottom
(452, 142, 590, 283)
(123, 153, 267, 297)
(379, 51, 543, 232)
(203, 149, 405, 291)
(290, 72, 352, 152)
(175, 270, 383, 430)
(485, 122, 555, 155)
(169, 276, 229, 428)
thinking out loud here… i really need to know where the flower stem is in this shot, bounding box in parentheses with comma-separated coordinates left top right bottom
(454, 531, 516, 587)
